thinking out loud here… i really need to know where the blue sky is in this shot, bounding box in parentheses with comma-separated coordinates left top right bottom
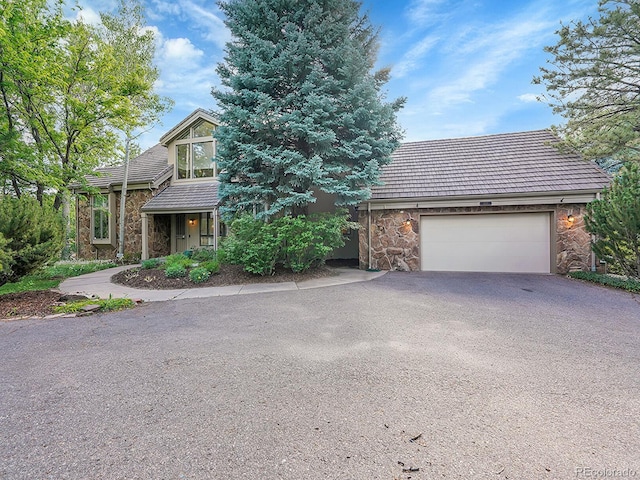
(72, 0, 600, 151)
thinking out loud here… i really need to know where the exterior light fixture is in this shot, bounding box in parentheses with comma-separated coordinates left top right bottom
(188, 218, 196, 226)
(567, 214, 575, 225)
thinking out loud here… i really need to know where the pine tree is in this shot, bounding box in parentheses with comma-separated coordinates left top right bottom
(212, 0, 404, 218)
(585, 162, 640, 278)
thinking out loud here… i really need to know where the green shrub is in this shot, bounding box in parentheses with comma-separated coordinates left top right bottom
(165, 263, 187, 278)
(201, 260, 220, 274)
(215, 247, 228, 264)
(0, 195, 63, 285)
(141, 258, 161, 269)
(191, 247, 217, 262)
(569, 271, 640, 292)
(189, 266, 211, 284)
(223, 211, 357, 275)
(224, 215, 281, 275)
(164, 253, 193, 270)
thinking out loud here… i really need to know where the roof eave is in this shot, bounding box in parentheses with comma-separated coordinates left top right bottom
(159, 109, 220, 146)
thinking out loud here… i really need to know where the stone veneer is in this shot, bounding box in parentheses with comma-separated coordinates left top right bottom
(358, 204, 593, 274)
(77, 186, 171, 261)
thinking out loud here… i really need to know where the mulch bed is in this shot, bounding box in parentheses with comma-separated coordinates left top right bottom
(0, 290, 88, 319)
(110, 262, 339, 290)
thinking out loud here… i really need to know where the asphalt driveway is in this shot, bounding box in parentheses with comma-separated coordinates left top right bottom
(1, 272, 639, 479)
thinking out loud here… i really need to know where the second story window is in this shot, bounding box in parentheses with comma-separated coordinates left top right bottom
(176, 120, 216, 180)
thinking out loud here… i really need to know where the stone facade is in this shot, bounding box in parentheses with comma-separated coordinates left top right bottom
(358, 203, 593, 274)
(76, 187, 171, 261)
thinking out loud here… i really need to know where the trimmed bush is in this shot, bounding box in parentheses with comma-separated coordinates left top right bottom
(189, 266, 211, 284)
(141, 258, 161, 269)
(223, 211, 357, 275)
(165, 263, 187, 278)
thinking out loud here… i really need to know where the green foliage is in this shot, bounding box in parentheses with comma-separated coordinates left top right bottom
(164, 253, 193, 269)
(141, 258, 161, 269)
(0, 278, 59, 296)
(189, 266, 211, 284)
(53, 296, 135, 314)
(213, 0, 404, 218)
(535, 1, 640, 162)
(224, 211, 357, 275)
(569, 271, 640, 292)
(200, 260, 220, 274)
(0, 233, 11, 279)
(585, 163, 640, 278)
(0, 259, 116, 295)
(0, 195, 63, 285)
(165, 263, 187, 278)
(191, 247, 217, 262)
(224, 216, 282, 275)
(0, 0, 172, 260)
(34, 260, 117, 280)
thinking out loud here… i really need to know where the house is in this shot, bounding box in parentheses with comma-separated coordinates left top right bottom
(357, 130, 611, 274)
(74, 109, 223, 261)
(74, 108, 358, 261)
(75, 112, 609, 274)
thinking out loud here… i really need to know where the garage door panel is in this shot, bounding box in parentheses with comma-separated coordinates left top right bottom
(421, 213, 551, 273)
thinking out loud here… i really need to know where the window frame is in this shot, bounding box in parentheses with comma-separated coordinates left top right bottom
(174, 120, 216, 181)
(90, 193, 115, 245)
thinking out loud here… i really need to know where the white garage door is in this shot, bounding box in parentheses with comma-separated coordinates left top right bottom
(420, 213, 551, 273)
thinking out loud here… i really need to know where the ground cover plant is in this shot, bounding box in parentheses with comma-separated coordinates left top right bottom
(569, 271, 640, 293)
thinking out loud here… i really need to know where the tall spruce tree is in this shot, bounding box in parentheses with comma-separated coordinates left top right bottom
(212, 0, 404, 218)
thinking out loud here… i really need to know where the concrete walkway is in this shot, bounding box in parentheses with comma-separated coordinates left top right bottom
(59, 265, 386, 302)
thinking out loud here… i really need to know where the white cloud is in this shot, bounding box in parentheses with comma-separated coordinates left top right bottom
(161, 37, 204, 64)
(75, 6, 102, 25)
(393, 35, 439, 79)
(180, 0, 230, 49)
(405, 0, 447, 28)
(518, 93, 540, 103)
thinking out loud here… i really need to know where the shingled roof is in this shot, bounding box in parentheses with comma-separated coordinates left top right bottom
(142, 183, 220, 212)
(80, 144, 171, 190)
(372, 130, 610, 200)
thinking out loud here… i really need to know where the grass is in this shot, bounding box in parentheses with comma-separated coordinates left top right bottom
(53, 296, 135, 314)
(569, 271, 640, 293)
(0, 260, 117, 296)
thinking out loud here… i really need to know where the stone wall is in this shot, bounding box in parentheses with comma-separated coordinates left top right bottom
(358, 204, 593, 274)
(76, 186, 171, 261)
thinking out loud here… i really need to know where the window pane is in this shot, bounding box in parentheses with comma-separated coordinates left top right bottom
(177, 144, 189, 179)
(193, 141, 214, 178)
(93, 194, 107, 208)
(93, 210, 109, 239)
(193, 120, 215, 138)
(200, 213, 208, 235)
(176, 128, 190, 140)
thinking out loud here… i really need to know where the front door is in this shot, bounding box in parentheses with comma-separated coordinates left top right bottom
(186, 214, 199, 250)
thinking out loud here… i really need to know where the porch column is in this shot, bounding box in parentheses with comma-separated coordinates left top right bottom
(141, 212, 149, 260)
(213, 208, 219, 250)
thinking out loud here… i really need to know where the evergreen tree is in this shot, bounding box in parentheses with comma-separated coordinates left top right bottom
(535, 0, 640, 162)
(585, 162, 640, 278)
(212, 0, 404, 218)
